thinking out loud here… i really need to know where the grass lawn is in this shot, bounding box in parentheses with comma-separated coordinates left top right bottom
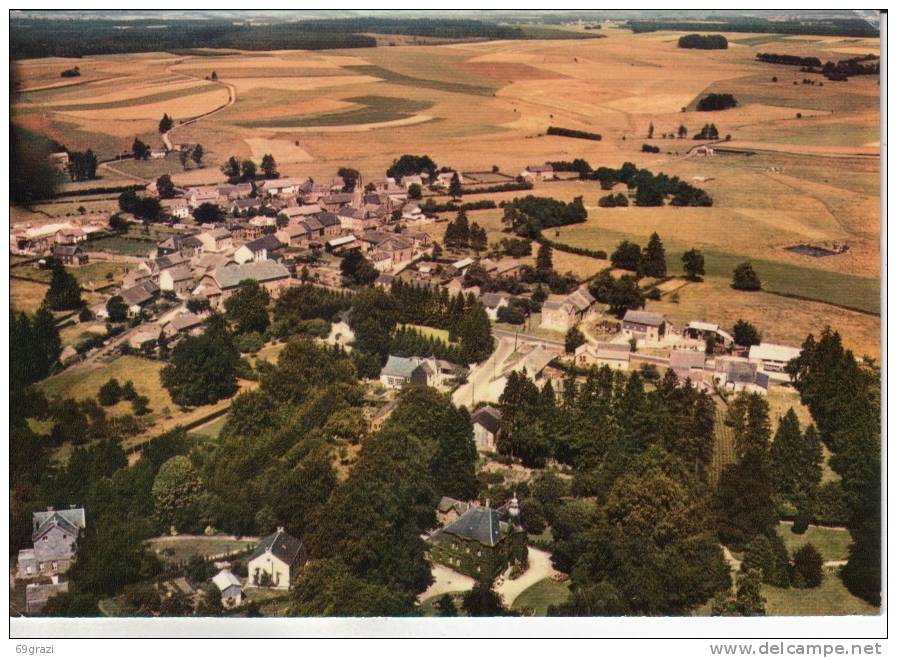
(13, 261, 134, 291)
(86, 235, 156, 258)
(11, 278, 50, 314)
(761, 568, 878, 616)
(189, 414, 229, 440)
(511, 578, 571, 616)
(111, 155, 192, 179)
(398, 323, 453, 344)
(776, 522, 852, 563)
(145, 535, 257, 564)
(494, 313, 565, 342)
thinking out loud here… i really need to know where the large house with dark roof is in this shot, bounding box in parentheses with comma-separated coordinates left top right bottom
(197, 261, 291, 308)
(247, 528, 307, 590)
(17, 506, 86, 578)
(427, 498, 527, 580)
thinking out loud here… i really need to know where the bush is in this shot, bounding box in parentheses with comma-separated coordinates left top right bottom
(742, 533, 791, 587)
(696, 93, 738, 111)
(641, 143, 661, 153)
(732, 262, 762, 291)
(791, 509, 811, 534)
(546, 126, 601, 141)
(678, 34, 728, 49)
(98, 378, 123, 406)
(791, 544, 823, 588)
(235, 332, 265, 354)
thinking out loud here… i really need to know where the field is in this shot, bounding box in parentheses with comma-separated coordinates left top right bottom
(12, 260, 134, 292)
(775, 522, 851, 563)
(761, 569, 878, 616)
(145, 535, 257, 564)
(10, 278, 50, 314)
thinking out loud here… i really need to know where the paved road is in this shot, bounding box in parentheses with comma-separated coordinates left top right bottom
(452, 335, 515, 408)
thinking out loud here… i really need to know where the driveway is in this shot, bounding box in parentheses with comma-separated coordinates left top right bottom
(495, 547, 559, 606)
(418, 564, 475, 602)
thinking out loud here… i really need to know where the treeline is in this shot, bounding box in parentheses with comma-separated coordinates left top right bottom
(756, 52, 879, 80)
(627, 17, 878, 38)
(678, 34, 728, 49)
(10, 19, 378, 59)
(502, 195, 587, 237)
(460, 181, 533, 195)
(287, 17, 524, 40)
(547, 126, 602, 141)
(696, 93, 738, 112)
(420, 198, 497, 214)
(756, 53, 823, 67)
(594, 162, 712, 207)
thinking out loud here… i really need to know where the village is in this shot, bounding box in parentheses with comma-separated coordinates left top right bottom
(10, 149, 817, 617)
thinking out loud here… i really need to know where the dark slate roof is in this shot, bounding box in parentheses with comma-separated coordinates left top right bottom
(32, 508, 85, 541)
(442, 505, 504, 547)
(318, 212, 341, 227)
(121, 279, 160, 307)
(249, 529, 306, 566)
(52, 245, 80, 257)
(471, 405, 502, 435)
(212, 261, 290, 289)
(245, 234, 282, 253)
(623, 309, 665, 327)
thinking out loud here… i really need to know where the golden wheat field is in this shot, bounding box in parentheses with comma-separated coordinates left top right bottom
(12, 27, 880, 355)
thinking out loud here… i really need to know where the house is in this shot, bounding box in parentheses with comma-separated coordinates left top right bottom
(378, 355, 459, 389)
(191, 253, 235, 279)
(282, 204, 322, 221)
(521, 164, 555, 181)
(669, 349, 707, 382)
(258, 178, 305, 197)
(574, 341, 631, 370)
(318, 192, 356, 213)
(713, 356, 770, 394)
(493, 345, 557, 393)
(317, 212, 343, 238)
(436, 496, 471, 527)
(480, 292, 509, 321)
(196, 228, 233, 253)
(276, 223, 311, 248)
(150, 149, 167, 159)
(402, 173, 425, 190)
(494, 258, 523, 279)
(161, 313, 204, 339)
(120, 279, 160, 315)
(337, 207, 368, 233)
(434, 171, 462, 189)
(247, 528, 307, 590)
(217, 183, 253, 201)
(198, 261, 291, 308)
(684, 321, 734, 351)
(26, 581, 70, 615)
(326, 319, 355, 350)
(540, 287, 595, 332)
(121, 268, 151, 290)
(370, 250, 393, 272)
(51, 244, 88, 267)
(156, 234, 203, 259)
(230, 198, 262, 216)
(471, 405, 502, 452)
(212, 569, 243, 608)
(749, 343, 801, 380)
(374, 273, 395, 289)
(140, 252, 190, 279)
(622, 309, 666, 343)
(17, 506, 86, 578)
(185, 186, 220, 208)
(325, 235, 360, 255)
(234, 234, 282, 264)
(451, 257, 474, 273)
(158, 265, 195, 295)
(427, 499, 527, 580)
(303, 216, 325, 240)
(128, 325, 164, 350)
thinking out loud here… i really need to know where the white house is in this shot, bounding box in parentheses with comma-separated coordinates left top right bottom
(748, 343, 801, 383)
(212, 569, 243, 608)
(246, 528, 307, 590)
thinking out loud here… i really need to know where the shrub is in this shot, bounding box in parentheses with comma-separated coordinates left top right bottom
(235, 332, 265, 354)
(791, 544, 823, 588)
(742, 533, 791, 587)
(546, 126, 602, 141)
(696, 93, 738, 111)
(98, 378, 123, 406)
(678, 34, 728, 49)
(732, 262, 762, 291)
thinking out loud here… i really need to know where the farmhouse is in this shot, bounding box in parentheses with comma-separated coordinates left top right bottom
(161, 312, 203, 339)
(471, 404, 502, 452)
(427, 498, 527, 580)
(212, 569, 243, 608)
(713, 356, 770, 394)
(622, 309, 666, 343)
(521, 163, 555, 181)
(185, 186, 220, 208)
(51, 244, 88, 267)
(749, 342, 801, 380)
(230, 198, 262, 216)
(317, 212, 343, 238)
(540, 287, 595, 332)
(283, 204, 322, 221)
(140, 252, 190, 279)
(234, 234, 282, 264)
(120, 279, 160, 315)
(669, 349, 707, 382)
(156, 234, 203, 258)
(247, 528, 307, 590)
(574, 341, 631, 370)
(196, 228, 233, 254)
(684, 321, 734, 351)
(379, 355, 459, 389)
(258, 178, 306, 197)
(480, 292, 509, 321)
(198, 261, 291, 308)
(276, 222, 311, 248)
(158, 265, 195, 295)
(17, 506, 86, 578)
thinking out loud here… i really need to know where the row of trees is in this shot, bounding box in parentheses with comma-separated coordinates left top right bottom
(443, 210, 487, 251)
(595, 162, 712, 206)
(221, 153, 277, 182)
(609, 233, 669, 278)
(502, 195, 588, 237)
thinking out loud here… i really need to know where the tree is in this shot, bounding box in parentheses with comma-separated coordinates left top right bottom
(742, 533, 791, 587)
(224, 279, 271, 335)
(337, 167, 360, 192)
(732, 262, 762, 291)
(193, 202, 224, 224)
(290, 558, 414, 616)
(108, 213, 129, 233)
(435, 593, 458, 616)
(678, 124, 688, 138)
(241, 159, 257, 181)
(160, 318, 240, 407)
(791, 543, 824, 588)
(732, 319, 762, 346)
(156, 174, 175, 199)
(565, 326, 585, 354)
(647, 122, 654, 139)
(469, 223, 487, 252)
(712, 569, 766, 616)
(349, 287, 399, 361)
(191, 144, 204, 167)
(158, 113, 173, 134)
(221, 156, 240, 179)
(681, 248, 705, 280)
(536, 242, 553, 272)
(769, 409, 822, 503)
(462, 581, 512, 616)
(260, 153, 277, 179)
(152, 455, 204, 533)
(98, 378, 123, 406)
(607, 275, 645, 316)
(45, 264, 82, 310)
(340, 250, 378, 287)
(132, 138, 150, 160)
(386, 154, 438, 180)
(407, 183, 422, 199)
(642, 232, 667, 277)
(179, 150, 189, 171)
(449, 172, 462, 199)
(610, 240, 642, 272)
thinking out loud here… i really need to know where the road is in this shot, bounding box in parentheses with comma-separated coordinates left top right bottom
(495, 547, 559, 607)
(452, 335, 515, 408)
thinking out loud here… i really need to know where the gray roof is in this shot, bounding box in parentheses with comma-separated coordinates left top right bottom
(480, 293, 507, 309)
(33, 507, 86, 538)
(52, 245, 80, 257)
(212, 261, 290, 289)
(670, 349, 706, 371)
(437, 496, 470, 515)
(169, 313, 202, 332)
(442, 505, 504, 546)
(318, 212, 341, 227)
(471, 405, 502, 434)
(381, 355, 422, 379)
(164, 265, 194, 283)
(121, 279, 159, 307)
(212, 569, 242, 592)
(249, 529, 306, 567)
(623, 309, 665, 327)
(245, 234, 282, 253)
